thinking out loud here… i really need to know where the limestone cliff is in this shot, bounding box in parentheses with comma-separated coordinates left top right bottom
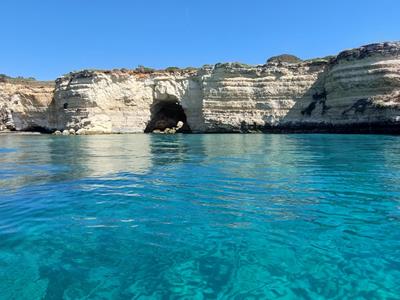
(287, 42, 400, 131)
(0, 78, 54, 131)
(200, 61, 328, 132)
(50, 69, 203, 133)
(1, 41, 400, 134)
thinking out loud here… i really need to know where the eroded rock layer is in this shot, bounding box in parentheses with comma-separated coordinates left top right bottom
(293, 42, 400, 131)
(0, 79, 54, 131)
(200, 61, 327, 132)
(50, 69, 203, 133)
(1, 42, 400, 133)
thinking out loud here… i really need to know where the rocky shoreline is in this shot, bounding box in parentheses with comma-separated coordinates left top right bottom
(1, 41, 400, 134)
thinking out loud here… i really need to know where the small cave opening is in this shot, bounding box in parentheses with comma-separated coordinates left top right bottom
(145, 101, 191, 133)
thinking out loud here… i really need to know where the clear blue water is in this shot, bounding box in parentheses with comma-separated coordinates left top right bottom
(0, 134, 400, 299)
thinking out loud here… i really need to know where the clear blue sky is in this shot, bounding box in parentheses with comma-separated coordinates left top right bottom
(1, 0, 399, 80)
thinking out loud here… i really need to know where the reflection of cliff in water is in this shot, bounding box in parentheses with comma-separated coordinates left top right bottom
(0, 135, 154, 190)
(148, 134, 202, 166)
(72, 135, 153, 177)
(0, 135, 55, 191)
(2, 134, 400, 197)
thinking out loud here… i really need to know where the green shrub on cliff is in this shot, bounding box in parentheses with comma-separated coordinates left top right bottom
(0, 74, 37, 83)
(0, 74, 9, 82)
(135, 65, 155, 73)
(165, 66, 181, 72)
(183, 67, 198, 72)
(304, 55, 335, 63)
(267, 54, 302, 64)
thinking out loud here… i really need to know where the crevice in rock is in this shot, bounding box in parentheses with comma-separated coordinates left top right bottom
(342, 98, 372, 115)
(301, 101, 317, 116)
(301, 89, 330, 116)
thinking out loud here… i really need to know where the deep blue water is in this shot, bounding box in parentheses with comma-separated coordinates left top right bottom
(0, 134, 400, 299)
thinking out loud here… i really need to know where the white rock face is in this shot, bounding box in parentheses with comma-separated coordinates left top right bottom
(50, 70, 204, 133)
(200, 61, 327, 131)
(49, 64, 326, 133)
(0, 80, 54, 131)
(2, 42, 400, 133)
(288, 42, 400, 130)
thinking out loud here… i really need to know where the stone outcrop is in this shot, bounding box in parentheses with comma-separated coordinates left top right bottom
(1, 41, 400, 134)
(49, 69, 203, 133)
(200, 61, 328, 132)
(285, 42, 400, 132)
(0, 79, 54, 131)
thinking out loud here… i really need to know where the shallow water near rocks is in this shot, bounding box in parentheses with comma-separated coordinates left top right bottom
(0, 134, 400, 299)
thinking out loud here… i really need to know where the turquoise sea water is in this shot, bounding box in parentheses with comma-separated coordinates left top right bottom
(0, 134, 400, 299)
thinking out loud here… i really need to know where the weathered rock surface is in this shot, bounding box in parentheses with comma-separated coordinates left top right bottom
(0, 79, 54, 131)
(201, 61, 328, 132)
(49, 69, 202, 133)
(286, 42, 400, 132)
(2, 42, 400, 133)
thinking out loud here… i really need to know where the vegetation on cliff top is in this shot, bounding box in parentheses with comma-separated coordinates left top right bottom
(133, 65, 198, 73)
(267, 54, 302, 64)
(135, 65, 156, 73)
(0, 74, 53, 85)
(62, 65, 200, 80)
(266, 54, 334, 65)
(304, 55, 335, 64)
(0, 74, 36, 82)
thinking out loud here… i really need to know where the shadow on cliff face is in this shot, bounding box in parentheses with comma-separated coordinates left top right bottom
(144, 99, 191, 133)
(278, 64, 328, 128)
(258, 60, 400, 134)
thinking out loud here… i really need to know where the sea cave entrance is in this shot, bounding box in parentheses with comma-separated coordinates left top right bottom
(145, 101, 191, 133)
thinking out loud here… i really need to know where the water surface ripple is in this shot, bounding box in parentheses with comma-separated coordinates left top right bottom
(0, 134, 400, 299)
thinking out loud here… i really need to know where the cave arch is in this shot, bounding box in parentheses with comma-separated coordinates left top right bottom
(145, 100, 191, 133)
